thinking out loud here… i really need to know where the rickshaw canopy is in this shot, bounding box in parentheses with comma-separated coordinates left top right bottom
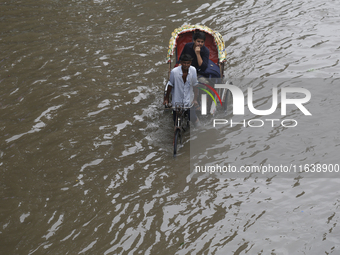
(166, 24, 226, 64)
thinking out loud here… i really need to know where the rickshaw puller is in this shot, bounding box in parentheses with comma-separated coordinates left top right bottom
(163, 54, 201, 127)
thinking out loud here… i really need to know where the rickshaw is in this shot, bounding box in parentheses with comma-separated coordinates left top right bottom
(166, 24, 227, 81)
(164, 24, 229, 156)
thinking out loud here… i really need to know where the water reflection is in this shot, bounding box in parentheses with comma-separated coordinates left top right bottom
(1, 0, 340, 254)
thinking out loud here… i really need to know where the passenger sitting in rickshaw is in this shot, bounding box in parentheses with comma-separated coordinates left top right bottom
(179, 31, 221, 79)
(163, 54, 201, 127)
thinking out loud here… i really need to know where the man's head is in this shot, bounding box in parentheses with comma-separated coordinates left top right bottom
(180, 54, 193, 71)
(193, 31, 206, 49)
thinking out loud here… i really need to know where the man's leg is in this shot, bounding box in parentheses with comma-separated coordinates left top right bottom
(189, 107, 200, 127)
(173, 110, 177, 126)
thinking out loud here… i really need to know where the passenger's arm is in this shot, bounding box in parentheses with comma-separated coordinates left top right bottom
(192, 68, 199, 106)
(198, 47, 209, 72)
(195, 46, 203, 68)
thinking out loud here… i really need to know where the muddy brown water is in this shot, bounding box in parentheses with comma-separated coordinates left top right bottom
(1, 0, 340, 254)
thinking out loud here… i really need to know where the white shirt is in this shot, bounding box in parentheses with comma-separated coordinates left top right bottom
(168, 66, 198, 107)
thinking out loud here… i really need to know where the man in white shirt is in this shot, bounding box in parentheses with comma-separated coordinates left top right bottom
(163, 54, 200, 126)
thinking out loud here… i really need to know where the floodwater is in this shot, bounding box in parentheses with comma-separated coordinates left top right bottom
(1, 0, 340, 254)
